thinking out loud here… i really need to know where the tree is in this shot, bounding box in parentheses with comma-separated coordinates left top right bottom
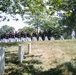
(18, 26, 35, 34)
(49, 0, 76, 30)
(28, 12, 44, 33)
(46, 0, 76, 38)
(40, 16, 61, 39)
(0, 0, 46, 21)
(0, 25, 15, 36)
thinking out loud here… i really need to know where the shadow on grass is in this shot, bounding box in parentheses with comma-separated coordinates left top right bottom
(5, 50, 76, 75)
(5, 51, 43, 75)
(37, 61, 76, 75)
(5, 51, 19, 64)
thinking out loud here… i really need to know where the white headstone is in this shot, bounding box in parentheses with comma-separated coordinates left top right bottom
(18, 44, 24, 62)
(0, 47, 5, 75)
(28, 43, 31, 54)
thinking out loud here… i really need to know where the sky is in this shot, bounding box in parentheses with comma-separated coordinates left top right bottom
(0, 20, 28, 31)
(0, 13, 29, 31)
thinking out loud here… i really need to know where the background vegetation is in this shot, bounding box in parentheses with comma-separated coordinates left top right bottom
(0, 0, 76, 38)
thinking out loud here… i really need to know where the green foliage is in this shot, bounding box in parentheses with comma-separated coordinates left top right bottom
(39, 17, 61, 39)
(0, 0, 11, 12)
(0, 0, 46, 21)
(51, 0, 62, 10)
(28, 0, 45, 14)
(40, 17, 57, 30)
(27, 11, 48, 32)
(1, 0, 76, 36)
(50, 0, 76, 30)
(0, 25, 15, 36)
(18, 26, 35, 33)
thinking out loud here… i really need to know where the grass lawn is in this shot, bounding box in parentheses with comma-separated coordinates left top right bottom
(0, 40, 76, 75)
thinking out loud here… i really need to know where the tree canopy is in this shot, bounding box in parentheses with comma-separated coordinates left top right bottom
(0, 25, 15, 36)
(0, 0, 46, 21)
(49, 0, 76, 30)
(0, 0, 76, 38)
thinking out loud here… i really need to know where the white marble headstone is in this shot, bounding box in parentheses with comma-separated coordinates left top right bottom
(0, 47, 5, 75)
(28, 43, 31, 54)
(18, 44, 24, 62)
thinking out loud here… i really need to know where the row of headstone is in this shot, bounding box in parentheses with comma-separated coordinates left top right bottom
(18, 43, 31, 62)
(0, 43, 31, 75)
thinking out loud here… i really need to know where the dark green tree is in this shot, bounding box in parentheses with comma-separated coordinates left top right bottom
(49, 0, 76, 30)
(46, 0, 76, 38)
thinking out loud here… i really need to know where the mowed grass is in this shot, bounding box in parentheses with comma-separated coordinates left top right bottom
(0, 40, 76, 75)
